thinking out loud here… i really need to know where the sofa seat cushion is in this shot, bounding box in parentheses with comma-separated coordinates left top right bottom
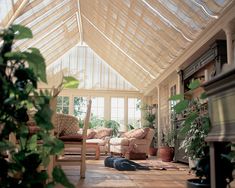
(129, 138, 148, 145)
(110, 137, 129, 146)
(59, 134, 83, 141)
(86, 139, 106, 145)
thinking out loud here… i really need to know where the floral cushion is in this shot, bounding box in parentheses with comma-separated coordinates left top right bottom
(94, 128, 112, 139)
(123, 128, 149, 139)
(87, 129, 97, 139)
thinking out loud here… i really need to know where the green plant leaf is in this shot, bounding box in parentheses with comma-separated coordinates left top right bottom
(4, 51, 26, 60)
(27, 134, 37, 151)
(173, 100, 189, 114)
(169, 94, 184, 101)
(179, 122, 191, 136)
(184, 112, 198, 126)
(188, 79, 200, 90)
(63, 76, 79, 88)
(24, 48, 47, 83)
(11, 24, 33, 39)
(52, 166, 75, 188)
(200, 92, 207, 100)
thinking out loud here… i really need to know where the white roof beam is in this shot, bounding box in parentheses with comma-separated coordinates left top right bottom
(5, 0, 29, 28)
(82, 14, 156, 79)
(76, 0, 84, 45)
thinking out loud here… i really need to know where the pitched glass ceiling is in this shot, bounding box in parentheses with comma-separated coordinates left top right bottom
(47, 45, 137, 91)
(0, 0, 233, 92)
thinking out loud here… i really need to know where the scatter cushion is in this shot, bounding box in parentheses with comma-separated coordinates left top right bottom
(59, 134, 83, 141)
(55, 114, 80, 136)
(122, 128, 149, 139)
(87, 129, 97, 139)
(94, 128, 113, 139)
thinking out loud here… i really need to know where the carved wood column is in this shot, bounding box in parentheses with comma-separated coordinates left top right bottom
(223, 24, 234, 65)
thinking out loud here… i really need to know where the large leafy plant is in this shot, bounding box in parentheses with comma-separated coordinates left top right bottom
(170, 80, 210, 159)
(0, 25, 74, 187)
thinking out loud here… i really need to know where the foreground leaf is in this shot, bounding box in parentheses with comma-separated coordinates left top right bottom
(11, 24, 33, 39)
(53, 166, 75, 188)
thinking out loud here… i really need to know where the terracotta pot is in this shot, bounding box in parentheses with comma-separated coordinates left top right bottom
(149, 147, 158, 156)
(159, 146, 174, 162)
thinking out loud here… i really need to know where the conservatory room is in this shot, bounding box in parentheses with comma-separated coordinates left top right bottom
(0, 0, 235, 188)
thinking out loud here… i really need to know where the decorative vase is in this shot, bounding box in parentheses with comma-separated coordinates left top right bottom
(159, 146, 174, 162)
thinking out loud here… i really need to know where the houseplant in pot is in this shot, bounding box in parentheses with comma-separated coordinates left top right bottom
(143, 109, 157, 156)
(159, 128, 175, 162)
(170, 79, 234, 187)
(0, 25, 74, 187)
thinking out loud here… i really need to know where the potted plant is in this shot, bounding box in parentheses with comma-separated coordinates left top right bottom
(143, 110, 158, 156)
(170, 79, 234, 187)
(0, 25, 74, 187)
(159, 128, 176, 162)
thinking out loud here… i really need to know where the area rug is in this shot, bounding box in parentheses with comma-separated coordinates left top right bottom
(139, 160, 189, 171)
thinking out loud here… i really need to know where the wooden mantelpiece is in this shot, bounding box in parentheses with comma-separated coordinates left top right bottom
(203, 66, 235, 142)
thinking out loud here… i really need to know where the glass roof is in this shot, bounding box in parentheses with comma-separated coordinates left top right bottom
(0, 0, 233, 93)
(47, 45, 137, 91)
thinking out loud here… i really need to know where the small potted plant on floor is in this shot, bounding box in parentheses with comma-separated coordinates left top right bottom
(159, 128, 176, 162)
(143, 108, 157, 156)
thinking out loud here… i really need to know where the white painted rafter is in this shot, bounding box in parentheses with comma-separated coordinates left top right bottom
(5, 0, 29, 28)
(76, 0, 84, 45)
(82, 14, 156, 79)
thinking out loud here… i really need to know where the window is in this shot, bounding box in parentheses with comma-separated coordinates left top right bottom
(91, 97, 104, 119)
(128, 98, 141, 128)
(73, 96, 87, 118)
(169, 84, 177, 120)
(111, 97, 124, 126)
(57, 96, 69, 114)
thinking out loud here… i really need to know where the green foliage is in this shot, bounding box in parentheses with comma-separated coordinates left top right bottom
(104, 120, 120, 137)
(0, 25, 73, 187)
(143, 108, 157, 148)
(161, 128, 176, 147)
(170, 79, 210, 159)
(63, 76, 79, 88)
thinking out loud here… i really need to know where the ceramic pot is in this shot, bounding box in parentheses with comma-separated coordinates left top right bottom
(149, 147, 158, 156)
(159, 146, 174, 162)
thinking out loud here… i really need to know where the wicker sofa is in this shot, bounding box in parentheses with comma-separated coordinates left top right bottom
(54, 113, 112, 153)
(109, 128, 154, 158)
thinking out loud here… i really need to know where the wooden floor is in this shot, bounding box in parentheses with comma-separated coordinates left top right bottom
(57, 156, 196, 188)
